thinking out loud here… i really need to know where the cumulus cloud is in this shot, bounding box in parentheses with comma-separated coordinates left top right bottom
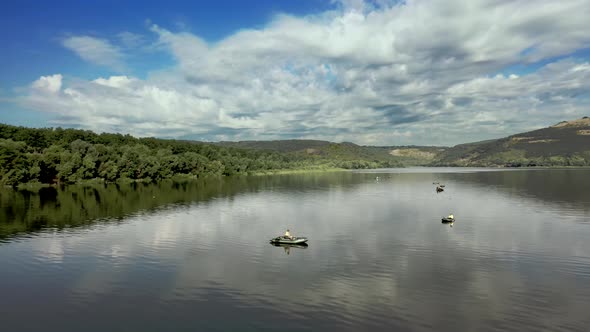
(62, 36, 125, 71)
(31, 74, 63, 94)
(18, 0, 590, 145)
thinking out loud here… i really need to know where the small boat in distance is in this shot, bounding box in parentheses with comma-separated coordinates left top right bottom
(441, 217, 455, 223)
(270, 242, 308, 249)
(270, 236, 309, 244)
(436, 186, 444, 193)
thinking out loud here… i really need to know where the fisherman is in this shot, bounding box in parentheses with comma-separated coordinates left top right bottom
(284, 229, 293, 240)
(447, 213, 454, 220)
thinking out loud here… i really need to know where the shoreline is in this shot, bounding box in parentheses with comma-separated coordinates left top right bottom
(5, 165, 589, 191)
(7, 167, 349, 191)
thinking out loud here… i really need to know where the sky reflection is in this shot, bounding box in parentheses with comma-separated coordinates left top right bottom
(1, 169, 589, 331)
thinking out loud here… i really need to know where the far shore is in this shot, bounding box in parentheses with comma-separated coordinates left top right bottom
(5, 165, 590, 192)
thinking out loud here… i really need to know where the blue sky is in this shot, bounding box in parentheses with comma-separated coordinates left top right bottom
(0, 0, 333, 86)
(1, 0, 590, 146)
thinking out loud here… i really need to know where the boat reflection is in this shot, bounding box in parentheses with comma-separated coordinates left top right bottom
(441, 219, 454, 227)
(270, 242, 308, 255)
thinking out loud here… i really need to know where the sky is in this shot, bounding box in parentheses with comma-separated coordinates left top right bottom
(1, 0, 589, 146)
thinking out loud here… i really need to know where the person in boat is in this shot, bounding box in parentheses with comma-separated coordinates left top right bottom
(284, 229, 293, 240)
(447, 213, 454, 220)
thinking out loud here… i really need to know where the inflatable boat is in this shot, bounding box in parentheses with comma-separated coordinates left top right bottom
(269, 236, 308, 244)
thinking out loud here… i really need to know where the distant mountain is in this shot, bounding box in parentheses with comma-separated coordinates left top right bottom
(433, 117, 590, 166)
(216, 139, 331, 152)
(216, 117, 590, 167)
(216, 140, 446, 166)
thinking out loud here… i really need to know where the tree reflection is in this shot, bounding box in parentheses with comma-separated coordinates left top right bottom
(270, 242, 308, 255)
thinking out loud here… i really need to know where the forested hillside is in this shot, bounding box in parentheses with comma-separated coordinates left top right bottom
(432, 117, 590, 166)
(217, 140, 443, 166)
(0, 124, 401, 186)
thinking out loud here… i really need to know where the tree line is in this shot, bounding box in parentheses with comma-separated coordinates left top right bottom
(0, 124, 400, 186)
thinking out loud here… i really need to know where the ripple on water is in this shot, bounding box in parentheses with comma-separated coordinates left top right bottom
(2, 169, 590, 331)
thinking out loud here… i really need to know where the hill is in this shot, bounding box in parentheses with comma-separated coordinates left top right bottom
(216, 140, 444, 166)
(432, 117, 590, 166)
(216, 139, 331, 153)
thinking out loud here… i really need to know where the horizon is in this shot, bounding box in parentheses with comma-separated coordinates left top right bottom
(6, 115, 588, 148)
(1, 0, 590, 146)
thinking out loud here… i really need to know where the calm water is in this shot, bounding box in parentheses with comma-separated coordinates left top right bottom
(1, 168, 589, 331)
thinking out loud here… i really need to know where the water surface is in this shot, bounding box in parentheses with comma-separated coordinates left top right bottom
(1, 168, 589, 331)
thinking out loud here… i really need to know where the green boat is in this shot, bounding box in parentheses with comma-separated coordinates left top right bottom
(269, 236, 308, 244)
(270, 242, 308, 249)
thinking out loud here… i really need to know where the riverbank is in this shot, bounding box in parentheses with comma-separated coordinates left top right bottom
(7, 167, 350, 191)
(249, 167, 345, 176)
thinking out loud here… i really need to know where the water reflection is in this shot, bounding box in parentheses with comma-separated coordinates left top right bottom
(0, 172, 357, 240)
(270, 242, 309, 255)
(1, 169, 590, 331)
(441, 220, 454, 227)
(430, 168, 590, 219)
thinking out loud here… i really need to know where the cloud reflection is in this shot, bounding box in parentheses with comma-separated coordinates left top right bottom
(1, 169, 590, 330)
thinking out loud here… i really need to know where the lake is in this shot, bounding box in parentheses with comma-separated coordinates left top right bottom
(1, 168, 589, 331)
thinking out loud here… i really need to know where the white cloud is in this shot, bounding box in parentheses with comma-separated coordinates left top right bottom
(18, 0, 590, 145)
(117, 31, 146, 48)
(31, 74, 63, 94)
(62, 36, 125, 70)
(93, 76, 136, 89)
